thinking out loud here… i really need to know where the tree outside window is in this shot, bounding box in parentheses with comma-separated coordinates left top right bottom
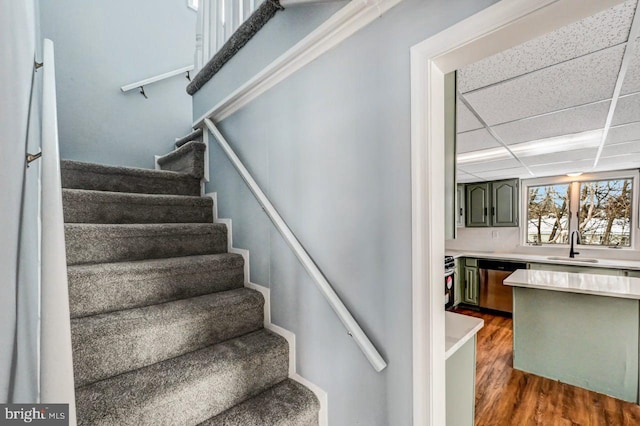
(527, 184, 570, 244)
(579, 179, 632, 247)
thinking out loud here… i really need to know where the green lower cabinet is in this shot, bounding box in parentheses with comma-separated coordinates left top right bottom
(446, 336, 477, 426)
(462, 264, 479, 306)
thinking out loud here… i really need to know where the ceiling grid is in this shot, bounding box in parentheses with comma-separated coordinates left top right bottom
(456, 0, 640, 183)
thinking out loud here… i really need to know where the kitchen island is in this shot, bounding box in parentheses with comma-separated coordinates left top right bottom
(505, 269, 640, 403)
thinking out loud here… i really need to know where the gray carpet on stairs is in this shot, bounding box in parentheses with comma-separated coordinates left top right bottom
(201, 379, 320, 426)
(62, 159, 319, 425)
(72, 288, 265, 387)
(61, 159, 201, 196)
(65, 223, 228, 265)
(63, 189, 213, 224)
(75, 330, 289, 426)
(68, 253, 244, 318)
(175, 128, 203, 148)
(157, 141, 206, 179)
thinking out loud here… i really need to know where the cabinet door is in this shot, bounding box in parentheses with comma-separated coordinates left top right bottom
(492, 179, 519, 227)
(454, 259, 462, 307)
(456, 184, 465, 228)
(463, 266, 479, 305)
(465, 183, 490, 227)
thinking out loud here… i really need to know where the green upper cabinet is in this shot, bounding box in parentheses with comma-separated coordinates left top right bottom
(466, 183, 491, 227)
(492, 179, 519, 227)
(464, 179, 519, 227)
(456, 184, 465, 228)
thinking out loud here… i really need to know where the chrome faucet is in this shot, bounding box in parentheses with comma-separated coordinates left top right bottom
(569, 231, 580, 258)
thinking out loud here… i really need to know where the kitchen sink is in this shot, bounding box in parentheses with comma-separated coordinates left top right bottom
(547, 256, 599, 263)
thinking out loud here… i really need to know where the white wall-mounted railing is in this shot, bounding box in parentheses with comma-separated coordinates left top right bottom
(120, 65, 194, 97)
(204, 118, 387, 372)
(40, 39, 77, 425)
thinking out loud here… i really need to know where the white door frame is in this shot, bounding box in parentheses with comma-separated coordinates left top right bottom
(409, 0, 625, 424)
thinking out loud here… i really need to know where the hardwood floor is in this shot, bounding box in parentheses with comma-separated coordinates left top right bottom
(455, 308, 640, 426)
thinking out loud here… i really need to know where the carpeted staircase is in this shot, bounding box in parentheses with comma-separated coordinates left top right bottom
(60, 141, 320, 425)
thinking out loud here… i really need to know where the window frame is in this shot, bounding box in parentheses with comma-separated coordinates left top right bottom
(520, 169, 640, 250)
(525, 182, 571, 245)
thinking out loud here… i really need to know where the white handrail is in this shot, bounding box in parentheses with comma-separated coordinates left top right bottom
(40, 39, 77, 425)
(204, 118, 387, 372)
(120, 65, 194, 93)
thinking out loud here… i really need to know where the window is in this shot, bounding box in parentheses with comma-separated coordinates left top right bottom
(578, 179, 632, 247)
(527, 184, 570, 244)
(524, 172, 636, 248)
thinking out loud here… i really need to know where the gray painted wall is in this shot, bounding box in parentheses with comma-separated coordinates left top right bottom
(39, 0, 196, 169)
(0, 0, 40, 402)
(194, 0, 498, 423)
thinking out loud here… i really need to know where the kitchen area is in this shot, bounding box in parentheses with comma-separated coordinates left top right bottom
(442, 0, 640, 424)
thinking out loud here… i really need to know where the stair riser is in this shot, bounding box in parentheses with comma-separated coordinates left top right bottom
(72, 290, 264, 387)
(76, 331, 289, 426)
(63, 193, 213, 224)
(61, 167, 201, 196)
(65, 224, 227, 265)
(157, 142, 206, 179)
(202, 379, 320, 426)
(68, 256, 244, 318)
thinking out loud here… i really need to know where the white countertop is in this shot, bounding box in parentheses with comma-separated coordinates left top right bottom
(445, 250, 640, 271)
(445, 312, 484, 360)
(504, 269, 640, 300)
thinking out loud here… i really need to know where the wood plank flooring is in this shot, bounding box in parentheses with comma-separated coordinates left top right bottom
(455, 308, 640, 426)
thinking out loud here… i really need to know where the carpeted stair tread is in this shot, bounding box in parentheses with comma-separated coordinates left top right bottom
(61, 159, 201, 196)
(200, 379, 320, 426)
(72, 288, 265, 387)
(75, 329, 289, 426)
(65, 223, 227, 265)
(63, 189, 213, 224)
(157, 141, 206, 179)
(68, 253, 244, 318)
(175, 128, 203, 148)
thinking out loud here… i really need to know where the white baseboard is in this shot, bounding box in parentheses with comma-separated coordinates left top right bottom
(206, 192, 328, 426)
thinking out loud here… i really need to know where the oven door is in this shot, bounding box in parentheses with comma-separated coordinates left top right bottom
(445, 270, 455, 310)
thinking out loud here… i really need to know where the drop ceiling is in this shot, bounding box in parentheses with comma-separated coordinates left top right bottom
(456, 0, 640, 183)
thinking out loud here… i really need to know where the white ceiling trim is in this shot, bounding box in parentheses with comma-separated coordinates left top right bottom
(457, 92, 536, 176)
(593, 4, 640, 168)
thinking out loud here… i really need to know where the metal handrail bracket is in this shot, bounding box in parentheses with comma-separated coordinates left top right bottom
(204, 118, 387, 372)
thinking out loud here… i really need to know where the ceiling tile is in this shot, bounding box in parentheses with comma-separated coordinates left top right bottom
(612, 92, 640, 126)
(606, 121, 640, 144)
(595, 153, 640, 171)
(456, 128, 501, 153)
(492, 100, 610, 145)
(621, 40, 640, 95)
(456, 97, 483, 132)
(464, 45, 625, 126)
(475, 167, 530, 181)
(460, 158, 521, 173)
(600, 139, 640, 157)
(457, 0, 637, 93)
(529, 159, 595, 177)
(520, 148, 597, 166)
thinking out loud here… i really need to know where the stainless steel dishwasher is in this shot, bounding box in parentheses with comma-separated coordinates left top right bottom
(478, 259, 527, 314)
